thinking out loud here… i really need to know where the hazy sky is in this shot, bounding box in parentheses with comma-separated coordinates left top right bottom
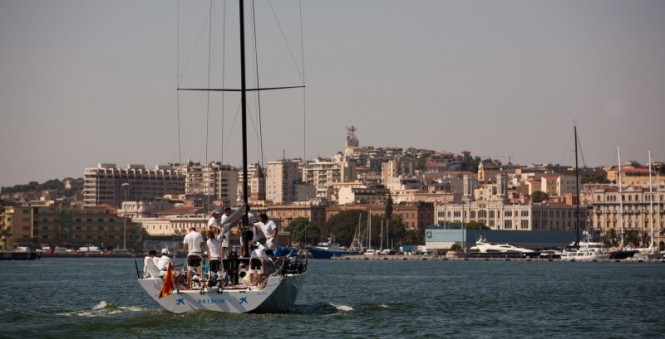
(1, 0, 665, 187)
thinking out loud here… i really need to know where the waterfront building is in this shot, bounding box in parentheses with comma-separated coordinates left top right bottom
(590, 184, 665, 247)
(326, 202, 434, 230)
(83, 163, 184, 207)
(2, 202, 143, 249)
(435, 200, 587, 232)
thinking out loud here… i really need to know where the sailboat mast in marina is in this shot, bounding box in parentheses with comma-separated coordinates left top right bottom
(648, 151, 655, 255)
(574, 126, 580, 247)
(618, 146, 625, 249)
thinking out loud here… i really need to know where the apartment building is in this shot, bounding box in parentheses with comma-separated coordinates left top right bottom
(435, 200, 587, 232)
(266, 159, 302, 204)
(2, 203, 143, 249)
(183, 162, 239, 206)
(302, 157, 343, 191)
(590, 184, 665, 244)
(83, 163, 184, 207)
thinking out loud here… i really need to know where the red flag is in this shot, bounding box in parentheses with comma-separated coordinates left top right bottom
(159, 263, 174, 298)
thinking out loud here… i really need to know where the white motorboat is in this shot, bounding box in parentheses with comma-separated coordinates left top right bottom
(469, 237, 535, 254)
(562, 236, 610, 261)
(569, 246, 610, 261)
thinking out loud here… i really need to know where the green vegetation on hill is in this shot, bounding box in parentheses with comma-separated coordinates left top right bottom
(1, 178, 83, 197)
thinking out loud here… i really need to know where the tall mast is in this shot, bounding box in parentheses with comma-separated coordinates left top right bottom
(239, 0, 249, 219)
(617, 146, 624, 248)
(574, 126, 580, 247)
(648, 151, 654, 254)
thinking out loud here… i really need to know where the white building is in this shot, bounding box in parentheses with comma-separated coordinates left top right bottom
(83, 163, 184, 207)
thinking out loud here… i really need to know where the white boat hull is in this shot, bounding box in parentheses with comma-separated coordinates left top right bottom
(138, 273, 306, 313)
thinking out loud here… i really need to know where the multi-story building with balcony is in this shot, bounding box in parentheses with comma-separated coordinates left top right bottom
(435, 200, 587, 232)
(589, 184, 665, 246)
(2, 202, 143, 249)
(302, 157, 344, 192)
(180, 161, 238, 206)
(266, 159, 304, 204)
(83, 163, 184, 207)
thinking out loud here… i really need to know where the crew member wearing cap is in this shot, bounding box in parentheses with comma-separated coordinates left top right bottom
(207, 210, 221, 230)
(156, 248, 172, 271)
(183, 227, 205, 289)
(156, 248, 183, 289)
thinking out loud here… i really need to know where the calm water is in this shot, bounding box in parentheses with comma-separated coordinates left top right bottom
(1, 257, 664, 338)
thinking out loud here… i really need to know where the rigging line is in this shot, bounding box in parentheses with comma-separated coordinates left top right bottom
(251, 0, 265, 168)
(577, 132, 588, 168)
(267, 0, 305, 83)
(177, 0, 182, 163)
(222, 99, 243, 164)
(178, 7, 213, 87)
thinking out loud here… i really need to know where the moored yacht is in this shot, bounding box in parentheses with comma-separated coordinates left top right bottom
(469, 237, 535, 254)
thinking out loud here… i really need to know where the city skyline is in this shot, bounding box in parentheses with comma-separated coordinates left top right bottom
(2, 0, 664, 188)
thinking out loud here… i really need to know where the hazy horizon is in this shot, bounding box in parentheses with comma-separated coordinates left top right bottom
(2, 0, 664, 187)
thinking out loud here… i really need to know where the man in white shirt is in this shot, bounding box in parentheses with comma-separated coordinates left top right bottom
(220, 207, 232, 258)
(143, 249, 158, 277)
(249, 242, 268, 287)
(183, 227, 205, 289)
(207, 210, 221, 231)
(156, 248, 172, 271)
(255, 213, 278, 250)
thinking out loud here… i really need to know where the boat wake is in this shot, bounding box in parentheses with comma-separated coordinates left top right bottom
(330, 303, 354, 312)
(57, 301, 146, 317)
(293, 302, 354, 315)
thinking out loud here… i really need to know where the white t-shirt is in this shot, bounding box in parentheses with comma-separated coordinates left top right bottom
(251, 247, 267, 260)
(207, 216, 220, 228)
(143, 256, 158, 275)
(256, 219, 277, 238)
(156, 254, 172, 270)
(220, 213, 232, 247)
(207, 232, 224, 260)
(183, 230, 205, 256)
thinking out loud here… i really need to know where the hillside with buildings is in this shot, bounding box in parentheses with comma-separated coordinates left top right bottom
(2, 127, 664, 252)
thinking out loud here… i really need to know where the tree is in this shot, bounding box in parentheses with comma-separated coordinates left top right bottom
(286, 217, 319, 246)
(385, 194, 393, 221)
(0, 226, 11, 250)
(531, 191, 549, 203)
(320, 210, 366, 247)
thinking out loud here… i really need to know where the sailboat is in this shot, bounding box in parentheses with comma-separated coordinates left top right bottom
(308, 214, 365, 259)
(562, 126, 611, 261)
(137, 1, 307, 313)
(630, 151, 659, 260)
(609, 147, 638, 260)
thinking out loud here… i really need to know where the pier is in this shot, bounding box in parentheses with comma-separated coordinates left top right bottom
(332, 254, 665, 263)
